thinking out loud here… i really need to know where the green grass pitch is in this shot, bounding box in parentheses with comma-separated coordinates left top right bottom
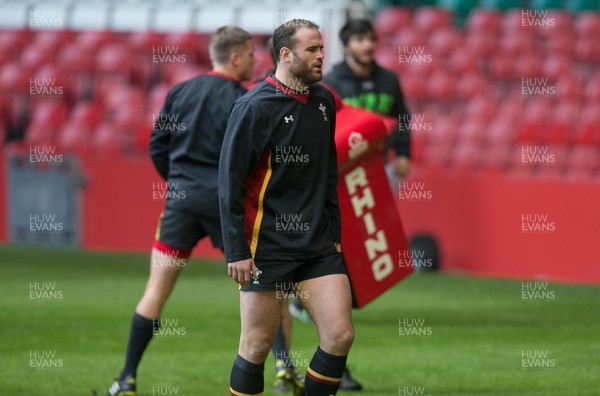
(1, 245, 599, 395)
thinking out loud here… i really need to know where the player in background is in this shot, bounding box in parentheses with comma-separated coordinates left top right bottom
(107, 26, 256, 396)
(323, 18, 411, 180)
(219, 19, 354, 396)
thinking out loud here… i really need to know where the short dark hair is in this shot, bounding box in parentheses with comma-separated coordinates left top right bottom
(209, 25, 253, 66)
(339, 19, 375, 46)
(272, 19, 319, 63)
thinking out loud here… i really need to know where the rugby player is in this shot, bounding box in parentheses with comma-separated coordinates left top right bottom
(107, 26, 256, 396)
(219, 19, 354, 396)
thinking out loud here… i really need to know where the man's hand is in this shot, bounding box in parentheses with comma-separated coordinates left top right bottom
(393, 155, 411, 178)
(228, 258, 258, 287)
(334, 243, 342, 253)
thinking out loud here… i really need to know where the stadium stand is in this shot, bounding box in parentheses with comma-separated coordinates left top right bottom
(1, 0, 599, 281)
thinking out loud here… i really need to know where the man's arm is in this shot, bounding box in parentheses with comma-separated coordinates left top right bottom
(389, 78, 411, 177)
(218, 101, 270, 263)
(148, 90, 175, 180)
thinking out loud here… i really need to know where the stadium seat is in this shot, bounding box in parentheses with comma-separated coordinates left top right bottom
(426, 69, 456, 100)
(94, 44, 133, 99)
(413, 7, 454, 32)
(465, 96, 496, 123)
(513, 53, 543, 77)
(20, 43, 56, 71)
(555, 75, 583, 101)
(574, 37, 600, 62)
(374, 7, 412, 37)
(163, 32, 199, 63)
(76, 30, 115, 53)
(465, 8, 502, 33)
(464, 32, 496, 57)
(542, 55, 573, 80)
(427, 28, 462, 56)
(575, 12, 600, 36)
(0, 29, 29, 62)
(0, 62, 29, 93)
(32, 29, 72, 53)
(24, 101, 69, 145)
(455, 73, 488, 98)
(456, 120, 486, 145)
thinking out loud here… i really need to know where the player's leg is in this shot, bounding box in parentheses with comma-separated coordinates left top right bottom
(271, 302, 304, 394)
(108, 210, 198, 396)
(297, 253, 354, 395)
(230, 290, 282, 395)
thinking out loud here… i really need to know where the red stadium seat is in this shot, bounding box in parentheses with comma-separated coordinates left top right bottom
(427, 28, 462, 56)
(574, 37, 600, 62)
(25, 101, 69, 145)
(59, 101, 103, 153)
(555, 75, 583, 101)
(76, 30, 115, 53)
(413, 7, 453, 33)
(426, 69, 455, 100)
(489, 53, 514, 79)
(0, 29, 30, 64)
(375, 7, 412, 37)
(163, 32, 199, 63)
(0, 62, 29, 93)
(466, 8, 502, 34)
(20, 43, 55, 71)
(542, 55, 573, 80)
(465, 32, 496, 57)
(575, 12, 600, 37)
(465, 96, 496, 123)
(450, 49, 480, 75)
(455, 73, 488, 99)
(513, 53, 543, 77)
(583, 72, 600, 103)
(32, 29, 73, 53)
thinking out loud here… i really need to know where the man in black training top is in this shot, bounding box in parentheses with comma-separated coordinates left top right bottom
(107, 26, 255, 396)
(324, 18, 411, 178)
(219, 19, 355, 396)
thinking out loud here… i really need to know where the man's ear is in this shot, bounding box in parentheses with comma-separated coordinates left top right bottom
(280, 47, 292, 62)
(229, 51, 239, 67)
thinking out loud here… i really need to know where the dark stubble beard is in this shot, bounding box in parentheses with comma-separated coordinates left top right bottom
(289, 54, 322, 86)
(349, 49, 373, 67)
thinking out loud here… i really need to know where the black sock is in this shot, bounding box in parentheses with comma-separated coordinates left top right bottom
(118, 312, 159, 380)
(229, 354, 264, 395)
(271, 323, 294, 369)
(305, 347, 347, 395)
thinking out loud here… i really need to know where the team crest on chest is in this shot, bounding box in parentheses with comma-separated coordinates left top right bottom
(318, 103, 328, 122)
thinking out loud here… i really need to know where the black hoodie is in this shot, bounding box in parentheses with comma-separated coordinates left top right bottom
(324, 60, 411, 158)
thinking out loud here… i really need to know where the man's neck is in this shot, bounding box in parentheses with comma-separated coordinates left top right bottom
(346, 56, 373, 78)
(212, 66, 239, 82)
(274, 69, 307, 92)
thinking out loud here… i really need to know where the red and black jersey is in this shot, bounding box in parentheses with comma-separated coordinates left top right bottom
(218, 75, 340, 263)
(149, 72, 247, 217)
